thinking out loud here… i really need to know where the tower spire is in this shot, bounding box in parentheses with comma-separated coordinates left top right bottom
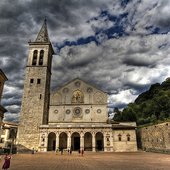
(35, 19, 49, 42)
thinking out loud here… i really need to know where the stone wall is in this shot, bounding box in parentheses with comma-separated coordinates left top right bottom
(138, 122, 170, 153)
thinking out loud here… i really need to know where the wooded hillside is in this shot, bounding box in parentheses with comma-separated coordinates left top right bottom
(113, 78, 170, 125)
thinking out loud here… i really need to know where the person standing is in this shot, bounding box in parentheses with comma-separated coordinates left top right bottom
(70, 149, 72, 155)
(2, 154, 11, 170)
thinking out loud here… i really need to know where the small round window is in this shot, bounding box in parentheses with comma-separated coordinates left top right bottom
(63, 88, 69, 93)
(66, 109, 71, 114)
(73, 107, 82, 117)
(75, 81, 81, 87)
(85, 109, 90, 114)
(54, 110, 58, 114)
(97, 109, 102, 113)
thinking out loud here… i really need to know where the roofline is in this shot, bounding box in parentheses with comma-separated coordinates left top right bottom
(0, 69, 8, 81)
(112, 125, 136, 130)
(51, 77, 108, 94)
(0, 105, 7, 113)
(2, 121, 19, 126)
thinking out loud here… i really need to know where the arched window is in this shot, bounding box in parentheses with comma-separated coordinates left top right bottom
(32, 50, 38, 65)
(118, 134, 122, 141)
(39, 50, 44, 65)
(127, 134, 130, 141)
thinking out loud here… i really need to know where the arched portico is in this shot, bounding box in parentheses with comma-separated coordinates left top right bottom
(59, 132, 67, 150)
(84, 132, 92, 151)
(47, 132, 56, 151)
(96, 132, 104, 151)
(71, 132, 80, 151)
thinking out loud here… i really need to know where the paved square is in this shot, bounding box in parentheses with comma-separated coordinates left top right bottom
(1, 152, 170, 170)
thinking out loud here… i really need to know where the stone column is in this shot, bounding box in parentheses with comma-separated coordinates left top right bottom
(5, 128, 10, 141)
(103, 133, 107, 152)
(80, 132, 84, 150)
(56, 132, 59, 151)
(67, 132, 71, 150)
(4, 128, 10, 147)
(92, 132, 96, 152)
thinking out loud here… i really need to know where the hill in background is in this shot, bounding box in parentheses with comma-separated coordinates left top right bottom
(113, 78, 170, 125)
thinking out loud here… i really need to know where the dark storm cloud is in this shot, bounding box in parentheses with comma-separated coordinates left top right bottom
(3, 113, 19, 122)
(152, 0, 170, 31)
(2, 90, 21, 100)
(122, 56, 155, 67)
(123, 81, 150, 94)
(1, 0, 170, 122)
(2, 98, 21, 107)
(5, 105, 20, 114)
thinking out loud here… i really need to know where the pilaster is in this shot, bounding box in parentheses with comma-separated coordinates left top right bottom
(80, 132, 84, 150)
(92, 132, 96, 152)
(56, 132, 59, 150)
(67, 132, 71, 150)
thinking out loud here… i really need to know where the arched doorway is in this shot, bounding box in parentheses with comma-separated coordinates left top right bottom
(84, 132, 92, 151)
(71, 132, 80, 151)
(96, 132, 104, 151)
(48, 132, 56, 151)
(59, 132, 67, 150)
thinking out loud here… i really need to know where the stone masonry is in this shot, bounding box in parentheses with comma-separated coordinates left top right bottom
(17, 20, 54, 151)
(139, 122, 170, 153)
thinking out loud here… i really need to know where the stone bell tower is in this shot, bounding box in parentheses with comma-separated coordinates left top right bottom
(17, 20, 54, 151)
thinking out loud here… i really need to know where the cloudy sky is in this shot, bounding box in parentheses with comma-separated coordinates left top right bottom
(1, 0, 170, 122)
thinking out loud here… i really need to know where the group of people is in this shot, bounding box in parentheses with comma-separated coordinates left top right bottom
(59, 148, 73, 155)
(57, 148, 84, 156)
(67, 149, 72, 155)
(79, 149, 84, 156)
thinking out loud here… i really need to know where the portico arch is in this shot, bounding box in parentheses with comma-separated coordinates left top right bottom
(59, 132, 67, 150)
(47, 132, 56, 151)
(84, 132, 92, 151)
(96, 132, 104, 151)
(71, 132, 80, 151)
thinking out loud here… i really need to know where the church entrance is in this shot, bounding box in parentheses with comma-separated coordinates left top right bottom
(59, 132, 67, 150)
(84, 132, 92, 151)
(71, 132, 80, 151)
(47, 132, 56, 151)
(96, 132, 104, 151)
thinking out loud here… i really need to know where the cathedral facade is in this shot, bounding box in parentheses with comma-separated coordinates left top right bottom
(17, 20, 137, 152)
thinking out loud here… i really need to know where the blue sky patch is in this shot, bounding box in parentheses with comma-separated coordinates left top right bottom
(57, 10, 129, 50)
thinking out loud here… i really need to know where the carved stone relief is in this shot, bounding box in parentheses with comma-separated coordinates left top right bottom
(71, 90, 84, 104)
